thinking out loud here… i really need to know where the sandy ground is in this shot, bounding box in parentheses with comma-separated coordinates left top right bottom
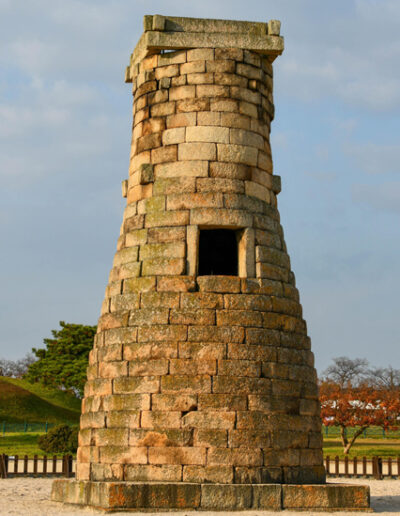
(0, 478, 399, 515)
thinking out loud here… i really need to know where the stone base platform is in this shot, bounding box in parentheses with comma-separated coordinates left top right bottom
(51, 480, 371, 512)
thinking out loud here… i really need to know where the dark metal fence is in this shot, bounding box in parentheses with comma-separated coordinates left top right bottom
(323, 426, 400, 438)
(1, 422, 56, 434)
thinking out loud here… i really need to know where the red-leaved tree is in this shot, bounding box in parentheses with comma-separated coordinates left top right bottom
(320, 381, 400, 455)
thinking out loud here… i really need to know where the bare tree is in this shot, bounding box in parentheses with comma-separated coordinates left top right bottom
(322, 356, 369, 387)
(367, 366, 400, 390)
(0, 353, 36, 378)
(0, 359, 14, 377)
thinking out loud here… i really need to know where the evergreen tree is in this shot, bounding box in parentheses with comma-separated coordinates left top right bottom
(26, 321, 96, 397)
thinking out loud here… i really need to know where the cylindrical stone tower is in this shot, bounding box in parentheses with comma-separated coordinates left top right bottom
(52, 15, 370, 512)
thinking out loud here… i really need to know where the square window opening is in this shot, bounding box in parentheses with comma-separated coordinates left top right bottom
(198, 229, 238, 276)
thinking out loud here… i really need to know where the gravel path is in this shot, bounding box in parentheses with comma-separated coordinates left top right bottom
(0, 477, 399, 515)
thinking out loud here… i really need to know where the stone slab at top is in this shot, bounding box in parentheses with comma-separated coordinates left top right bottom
(126, 15, 284, 79)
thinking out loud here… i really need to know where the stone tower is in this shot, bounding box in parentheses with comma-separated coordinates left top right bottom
(52, 15, 370, 511)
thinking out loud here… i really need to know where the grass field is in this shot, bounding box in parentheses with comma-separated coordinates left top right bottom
(0, 377, 80, 425)
(323, 438, 400, 458)
(0, 432, 68, 457)
(0, 431, 78, 457)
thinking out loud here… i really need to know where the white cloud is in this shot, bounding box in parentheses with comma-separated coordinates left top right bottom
(345, 142, 400, 175)
(50, 1, 125, 30)
(333, 117, 358, 132)
(8, 38, 58, 75)
(352, 181, 400, 213)
(355, 0, 400, 23)
(0, 79, 97, 139)
(274, 0, 400, 112)
(0, 73, 128, 187)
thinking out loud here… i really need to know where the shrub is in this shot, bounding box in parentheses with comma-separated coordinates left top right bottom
(38, 424, 78, 454)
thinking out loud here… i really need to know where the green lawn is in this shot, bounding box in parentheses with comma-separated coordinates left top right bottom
(0, 432, 75, 457)
(323, 438, 400, 458)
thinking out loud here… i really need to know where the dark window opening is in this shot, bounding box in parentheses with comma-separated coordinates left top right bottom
(198, 229, 238, 276)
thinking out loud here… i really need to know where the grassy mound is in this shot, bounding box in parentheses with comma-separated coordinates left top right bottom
(0, 377, 80, 424)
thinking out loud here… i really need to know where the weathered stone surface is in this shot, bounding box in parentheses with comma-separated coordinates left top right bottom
(183, 465, 233, 483)
(218, 143, 258, 166)
(282, 483, 370, 509)
(186, 125, 229, 143)
(113, 376, 159, 394)
(152, 393, 197, 411)
(161, 374, 211, 393)
(155, 160, 208, 178)
(166, 112, 197, 128)
(52, 480, 370, 511)
(148, 446, 206, 465)
(178, 142, 217, 160)
(202, 484, 253, 510)
(162, 127, 185, 145)
(252, 484, 282, 509)
(125, 464, 182, 481)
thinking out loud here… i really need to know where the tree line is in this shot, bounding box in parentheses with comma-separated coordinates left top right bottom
(0, 321, 96, 397)
(320, 357, 400, 454)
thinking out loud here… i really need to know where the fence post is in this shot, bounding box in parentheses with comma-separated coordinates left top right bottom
(353, 456, 358, 477)
(62, 455, 70, 476)
(334, 456, 339, 476)
(67, 455, 73, 478)
(325, 456, 330, 475)
(62, 454, 73, 478)
(14, 454, 19, 474)
(372, 456, 383, 480)
(387, 457, 392, 478)
(0, 454, 8, 478)
(344, 456, 349, 477)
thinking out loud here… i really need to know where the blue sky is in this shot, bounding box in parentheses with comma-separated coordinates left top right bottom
(1, 0, 399, 372)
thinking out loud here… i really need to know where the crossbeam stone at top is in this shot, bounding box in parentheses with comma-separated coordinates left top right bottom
(127, 15, 284, 80)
